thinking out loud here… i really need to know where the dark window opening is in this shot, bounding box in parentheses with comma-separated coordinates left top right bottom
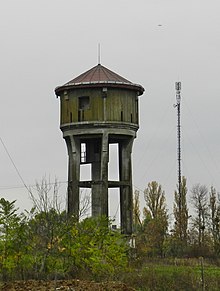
(131, 113, 133, 123)
(70, 112, 73, 123)
(79, 96, 90, 110)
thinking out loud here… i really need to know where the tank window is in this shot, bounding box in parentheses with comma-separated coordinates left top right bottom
(79, 96, 90, 110)
(64, 90, 69, 101)
(81, 143, 86, 163)
(102, 87, 107, 98)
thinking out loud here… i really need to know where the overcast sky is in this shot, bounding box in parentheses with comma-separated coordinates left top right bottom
(0, 0, 220, 222)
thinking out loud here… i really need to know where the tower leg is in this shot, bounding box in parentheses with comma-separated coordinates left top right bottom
(100, 133, 109, 217)
(119, 138, 134, 234)
(91, 133, 109, 218)
(91, 160, 101, 216)
(66, 136, 80, 219)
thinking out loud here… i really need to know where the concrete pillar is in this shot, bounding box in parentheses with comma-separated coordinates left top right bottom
(119, 138, 134, 234)
(100, 133, 109, 217)
(91, 161, 101, 216)
(91, 133, 109, 217)
(66, 136, 80, 219)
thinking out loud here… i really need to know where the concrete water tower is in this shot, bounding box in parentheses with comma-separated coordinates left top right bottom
(55, 63, 144, 234)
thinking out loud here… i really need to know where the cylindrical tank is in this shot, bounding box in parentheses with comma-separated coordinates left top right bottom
(55, 64, 144, 129)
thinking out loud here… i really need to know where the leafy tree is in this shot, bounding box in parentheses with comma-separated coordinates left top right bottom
(171, 177, 189, 255)
(209, 186, 220, 255)
(141, 181, 169, 257)
(60, 216, 128, 280)
(144, 181, 167, 220)
(0, 198, 23, 280)
(173, 176, 189, 242)
(27, 209, 69, 276)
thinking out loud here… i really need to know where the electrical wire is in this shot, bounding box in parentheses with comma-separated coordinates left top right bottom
(0, 136, 68, 192)
(0, 136, 30, 192)
(184, 98, 220, 176)
(0, 180, 68, 191)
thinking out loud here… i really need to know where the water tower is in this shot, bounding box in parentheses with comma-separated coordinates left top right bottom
(55, 63, 144, 234)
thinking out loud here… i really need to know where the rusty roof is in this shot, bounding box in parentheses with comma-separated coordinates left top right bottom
(66, 64, 131, 84)
(55, 64, 145, 95)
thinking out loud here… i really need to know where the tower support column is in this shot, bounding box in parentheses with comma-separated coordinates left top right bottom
(66, 136, 80, 219)
(100, 133, 109, 216)
(91, 160, 101, 216)
(91, 133, 109, 217)
(119, 137, 134, 234)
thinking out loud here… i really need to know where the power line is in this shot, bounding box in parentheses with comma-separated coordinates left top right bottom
(0, 136, 69, 193)
(0, 181, 68, 191)
(0, 136, 29, 192)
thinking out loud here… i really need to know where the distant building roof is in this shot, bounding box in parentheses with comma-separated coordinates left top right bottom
(55, 64, 144, 95)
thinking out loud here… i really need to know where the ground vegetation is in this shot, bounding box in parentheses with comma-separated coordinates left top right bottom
(1, 178, 220, 290)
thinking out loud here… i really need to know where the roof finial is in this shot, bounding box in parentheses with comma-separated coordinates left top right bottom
(98, 43, 101, 65)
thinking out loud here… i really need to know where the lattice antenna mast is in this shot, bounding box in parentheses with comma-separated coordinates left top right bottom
(175, 82, 182, 209)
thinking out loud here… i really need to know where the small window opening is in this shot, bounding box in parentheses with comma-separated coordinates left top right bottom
(79, 96, 90, 110)
(102, 87, 107, 98)
(131, 113, 133, 123)
(81, 143, 86, 163)
(64, 90, 69, 101)
(121, 111, 123, 121)
(70, 112, 73, 123)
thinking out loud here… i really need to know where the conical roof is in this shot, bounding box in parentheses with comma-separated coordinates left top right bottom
(55, 64, 144, 95)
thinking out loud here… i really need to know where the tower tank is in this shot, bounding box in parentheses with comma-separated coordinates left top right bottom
(55, 63, 144, 234)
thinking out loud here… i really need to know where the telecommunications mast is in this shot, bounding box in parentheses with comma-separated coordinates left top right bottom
(175, 82, 182, 209)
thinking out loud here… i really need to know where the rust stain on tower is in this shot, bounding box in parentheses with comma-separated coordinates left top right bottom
(55, 63, 144, 234)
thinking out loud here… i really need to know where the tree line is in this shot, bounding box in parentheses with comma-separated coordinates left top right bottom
(133, 177, 220, 260)
(0, 177, 220, 282)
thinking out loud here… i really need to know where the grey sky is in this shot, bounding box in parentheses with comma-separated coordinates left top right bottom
(0, 0, 220, 220)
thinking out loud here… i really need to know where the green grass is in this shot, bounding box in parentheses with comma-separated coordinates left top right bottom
(122, 261, 220, 291)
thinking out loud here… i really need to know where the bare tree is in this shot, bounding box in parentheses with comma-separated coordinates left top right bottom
(29, 177, 63, 214)
(29, 177, 91, 219)
(79, 189, 91, 219)
(133, 190, 142, 232)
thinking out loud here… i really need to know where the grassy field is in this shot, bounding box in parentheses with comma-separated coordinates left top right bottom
(1, 258, 220, 290)
(122, 259, 220, 290)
